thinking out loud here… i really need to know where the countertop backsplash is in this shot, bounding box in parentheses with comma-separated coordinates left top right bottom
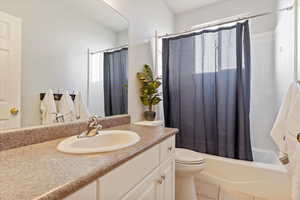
(0, 115, 130, 151)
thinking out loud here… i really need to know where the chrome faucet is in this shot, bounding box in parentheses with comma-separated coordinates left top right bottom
(77, 116, 103, 139)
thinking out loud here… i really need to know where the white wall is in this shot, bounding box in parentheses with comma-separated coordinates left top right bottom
(103, 0, 175, 122)
(276, 0, 295, 102)
(175, 0, 278, 33)
(117, 30, 129, 46)
(250, 32, 278, 152)
(298, 0, 300, 80)
(0, 0, 118, 127)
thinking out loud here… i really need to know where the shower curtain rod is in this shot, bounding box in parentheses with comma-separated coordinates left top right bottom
(158, 5, 294, 39)
(90, 44, 128, 55)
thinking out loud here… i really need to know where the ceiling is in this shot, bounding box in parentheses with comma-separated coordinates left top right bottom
(164, 0, 227, 14)
(60, 0, 128, 32)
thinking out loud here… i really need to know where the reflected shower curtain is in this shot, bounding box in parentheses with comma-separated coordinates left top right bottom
(162, 21, 253, 161)
(103, 48, 128, 116)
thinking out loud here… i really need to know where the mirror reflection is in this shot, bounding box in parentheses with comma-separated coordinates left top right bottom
(0, 0, 129, 130)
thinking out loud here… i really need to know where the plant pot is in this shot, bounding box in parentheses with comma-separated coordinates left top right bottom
(144, 111, 156, 121)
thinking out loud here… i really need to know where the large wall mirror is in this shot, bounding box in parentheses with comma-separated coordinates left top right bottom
(0, 0, 129, 130)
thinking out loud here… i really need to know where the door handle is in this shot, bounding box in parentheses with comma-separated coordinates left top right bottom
(10, 107, 19, 115)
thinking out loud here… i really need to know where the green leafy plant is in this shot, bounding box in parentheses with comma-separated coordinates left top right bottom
(137, 64, 162, 112)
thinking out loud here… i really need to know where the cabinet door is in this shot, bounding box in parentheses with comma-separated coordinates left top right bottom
(160, 158, 175, 200)
(160, 136, 175, 163)
(121, 167, 161, 200)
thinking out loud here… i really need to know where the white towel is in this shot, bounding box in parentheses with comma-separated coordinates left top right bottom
(286, 86, 300, 138)
(58, 92, 76, 122)
(271, 83, 298, 153)
(291, 145, 300, 200)
(40, 89, 57, 125)
(286, 84, 300, 200)
(74, 92, 90, 120)
(271, 82, 300, 200)
(285, 133, 300, 200)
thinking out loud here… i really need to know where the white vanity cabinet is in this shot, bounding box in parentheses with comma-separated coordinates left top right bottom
(99, 135, 175, 200)
(64, 181, 98, 200)
(122, 157, 175, 200)
(64, 136, 175, 200)
(121, 166, 162, 200)
(160, 158, 175, 200)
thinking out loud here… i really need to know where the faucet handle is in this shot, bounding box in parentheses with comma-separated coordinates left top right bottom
(78, 116, 102, 139)
(89, 121, 100, 129)
(94, 124, 103, 131)
(88, 116, 103, 130)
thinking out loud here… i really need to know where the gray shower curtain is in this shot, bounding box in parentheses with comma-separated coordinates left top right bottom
(163, 21, 253, 161)
(103, 48, 128, 116)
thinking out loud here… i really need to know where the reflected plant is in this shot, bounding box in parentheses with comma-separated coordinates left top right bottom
(137, 64, 162, 112)
(123, 84, 128, 89)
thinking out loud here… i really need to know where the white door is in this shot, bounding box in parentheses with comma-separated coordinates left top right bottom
(122, 167, 161, 200)
(0, 11, 21, 130)
(160, 158, 175, 200)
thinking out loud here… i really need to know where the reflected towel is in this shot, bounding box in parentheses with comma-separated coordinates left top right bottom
(74, 92, 90, 120)
(58, 92, 76, 122)
(40, 89, 57, 125)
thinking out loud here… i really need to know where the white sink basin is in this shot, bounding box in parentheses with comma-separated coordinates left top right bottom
(57, 130, 140, 154)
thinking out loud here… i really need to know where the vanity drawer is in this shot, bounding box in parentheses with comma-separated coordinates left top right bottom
(98, 145, 160, 200)
(160, 136, 175, 163)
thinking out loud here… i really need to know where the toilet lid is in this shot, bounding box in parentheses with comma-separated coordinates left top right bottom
(175, 148, 205, 164)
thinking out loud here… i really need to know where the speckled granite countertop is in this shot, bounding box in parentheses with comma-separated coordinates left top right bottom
(0, 124, 178, 200)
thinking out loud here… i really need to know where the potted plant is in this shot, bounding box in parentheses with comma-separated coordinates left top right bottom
(137, 64, 162, 121)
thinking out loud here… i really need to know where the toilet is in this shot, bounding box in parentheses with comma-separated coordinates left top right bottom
(175, 148, 206, 200)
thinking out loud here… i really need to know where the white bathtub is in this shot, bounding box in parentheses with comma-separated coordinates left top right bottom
(195, 153, 291, 200)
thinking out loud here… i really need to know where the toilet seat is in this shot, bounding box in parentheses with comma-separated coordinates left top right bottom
(175, 148, 206, 165)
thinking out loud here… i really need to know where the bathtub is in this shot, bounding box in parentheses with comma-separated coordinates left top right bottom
(195, 153, 291, 200)
(252, 148, 280, 165)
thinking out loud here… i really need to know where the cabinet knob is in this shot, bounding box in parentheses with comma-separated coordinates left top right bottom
(168, 146, 173, 152)
(161, 175, 166, 180)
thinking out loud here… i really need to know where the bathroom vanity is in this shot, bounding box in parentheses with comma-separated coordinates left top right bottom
(0, 116, 177, 200)
(65, 135, 175, 200)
